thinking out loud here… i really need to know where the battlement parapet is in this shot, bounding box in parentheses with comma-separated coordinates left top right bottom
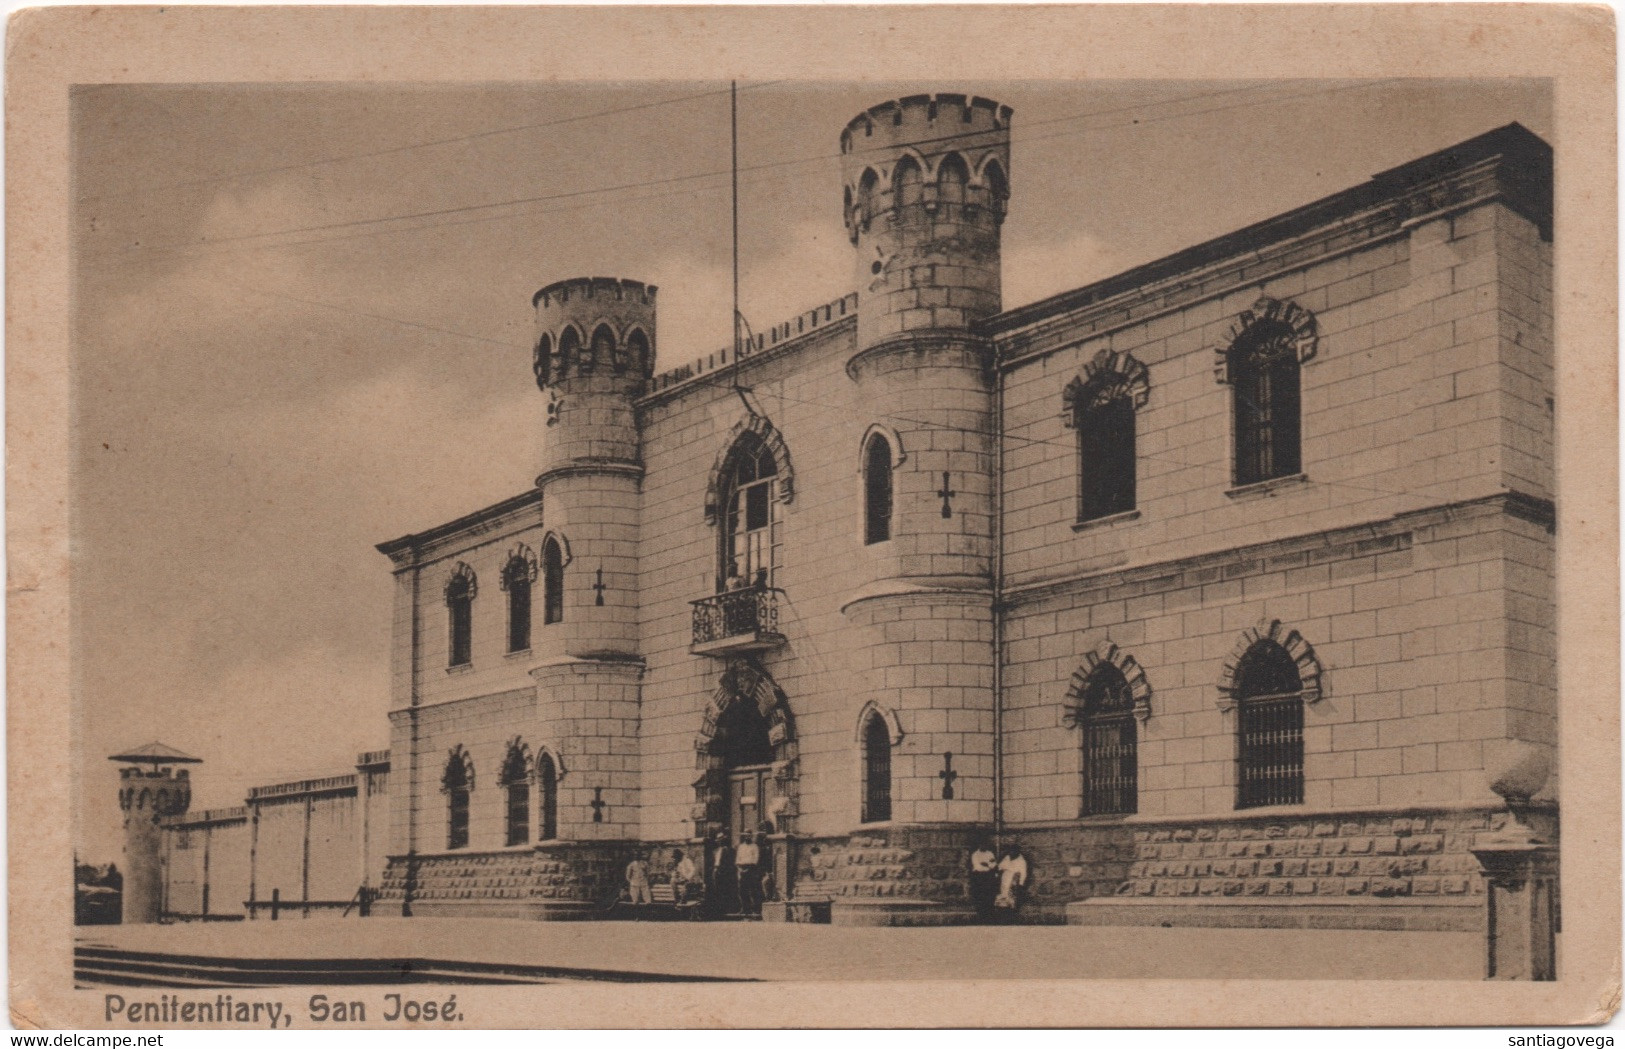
(645, 293, 859, 396)
(165, 806, 248, 828)
(841, 94, 1012, 156)
(247, 773, 358, 802)
(532, 277, 657, 309)
(356, 749, 392, 770)
(533, 275, 657, 388)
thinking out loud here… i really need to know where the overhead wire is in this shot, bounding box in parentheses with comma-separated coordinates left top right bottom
(84, 78, 1402, 263)
(76, 82, 785, 203)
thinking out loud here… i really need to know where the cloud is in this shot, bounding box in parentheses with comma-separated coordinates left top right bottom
(1002, 229, 1136, 311)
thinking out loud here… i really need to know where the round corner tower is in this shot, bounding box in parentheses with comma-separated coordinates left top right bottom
(841, 93, 1012, 355)
(112, 751, 195, 924)
(837, 94, 1012, 845)
(529, 277, 654, 841)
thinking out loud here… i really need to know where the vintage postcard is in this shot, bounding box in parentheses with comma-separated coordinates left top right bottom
(8, 4, 1618, 1030)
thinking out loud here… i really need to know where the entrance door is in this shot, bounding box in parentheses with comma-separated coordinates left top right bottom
(727, 766, 770, 844)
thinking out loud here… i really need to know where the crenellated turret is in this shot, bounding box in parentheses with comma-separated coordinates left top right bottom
(838, 94, 1012, 837)
(110, 743, 199, 924)
(527, 276, 652, 841)
(841, 93, 1012, 354)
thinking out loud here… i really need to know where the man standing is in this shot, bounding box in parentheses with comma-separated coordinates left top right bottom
(625, 854, 652, 906)
(735, 832, 761, 916)
(968, 838, 999, 921)
(671, 849, 697, 904)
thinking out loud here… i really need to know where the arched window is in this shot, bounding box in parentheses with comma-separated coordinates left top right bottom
(861, 712, 893, 823)
(625, 328, 651, 375)
(444, 564, 476, 668)
(1065, 351, 1147, 523)
(502, 548, 536, 654)
(533, 332, 553, 388)
(856, 168, 880, 226)
(1078, 664, 1138, 815)
(863, 432, 894, 545)
(536, 751, 559, 841)
(936, 152, 970, 204)
(892, 155, 923, 208)
(1230, 318, 1302, 486)
(1235, 640, 1306, 809)
(542, 537, 565, 625)
(584, 323, 616, 376)
(443, 747, 473, 850)
(500, 741, 531, 846)
(982, 158, 1010, 206)
(719, 435, 781, 589)
(1075, 384, 1137, 521)
(557, 326, 581, 379)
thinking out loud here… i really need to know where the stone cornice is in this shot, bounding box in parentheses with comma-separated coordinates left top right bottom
(1004, 492, 1553, 611)
(985, 124, 1551, 367)
(534, 459, 645, 489)
(844, 329, 994, 383)
(376, 488, 544, 569)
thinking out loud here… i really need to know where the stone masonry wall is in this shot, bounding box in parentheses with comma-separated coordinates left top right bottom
(1002, 496, 1546, 823)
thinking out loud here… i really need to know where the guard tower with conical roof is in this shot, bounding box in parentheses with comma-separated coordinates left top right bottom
(109, 743, 200, 923)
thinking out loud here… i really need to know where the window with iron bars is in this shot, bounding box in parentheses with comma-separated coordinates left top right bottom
(1079, 664, 1137, 815)
(1230, 320, 1303, 487)
(861, 714, 892, 823)
(1234, 641, 1306, 809)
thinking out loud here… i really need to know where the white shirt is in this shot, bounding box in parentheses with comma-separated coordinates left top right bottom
(736, 842, 760, 866)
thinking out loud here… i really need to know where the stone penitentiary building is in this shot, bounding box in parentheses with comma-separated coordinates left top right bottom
(142, 93, 1556, 932)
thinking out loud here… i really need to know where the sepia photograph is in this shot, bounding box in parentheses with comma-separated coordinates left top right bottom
(10, 3, 1618, 1031)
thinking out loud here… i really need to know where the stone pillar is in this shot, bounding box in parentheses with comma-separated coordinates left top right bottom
(1473, 741, 1558, 980)
(1473, 815, 1558, 980)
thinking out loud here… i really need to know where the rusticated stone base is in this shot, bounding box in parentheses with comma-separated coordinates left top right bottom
(375, 842, 634, 919)
(791, 824, 983, 912)
(1060, 805, 1558, 932)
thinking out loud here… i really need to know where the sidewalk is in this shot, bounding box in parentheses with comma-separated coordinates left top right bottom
(79, 917, 1484, 982)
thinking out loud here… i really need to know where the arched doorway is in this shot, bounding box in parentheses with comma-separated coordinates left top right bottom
(717, 694, 774, 844)
(693, 658, 797, 846)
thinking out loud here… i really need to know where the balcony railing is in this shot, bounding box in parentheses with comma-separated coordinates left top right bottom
(690, 587, 786, 656)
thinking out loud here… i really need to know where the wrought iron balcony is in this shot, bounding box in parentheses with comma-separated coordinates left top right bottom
(690, 586, 786, 656)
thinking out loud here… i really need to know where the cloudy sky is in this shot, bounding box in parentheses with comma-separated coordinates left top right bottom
(71, 79, 1550, 865)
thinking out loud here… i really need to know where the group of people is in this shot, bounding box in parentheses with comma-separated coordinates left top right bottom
(622, 848, 699, 905)
(622, 831, 771, 917)
(623, 834, 1031, 923)
(968, 840, 1029, 921)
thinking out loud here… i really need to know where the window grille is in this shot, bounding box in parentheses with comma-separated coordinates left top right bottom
(537, 753, 558, 841)
(1234, 641, 1306, 809)
(1077, 394, 1136, 521)
(863, 434, 893, 544)
(444, 752, 472, 850)
(503, 556, 533, 653)
(1231, 321, 1303, 486)
(445, 566, 475, 668)
(1080, 665, 1137, 815)
(862, 714, 892, 823)
(501, 744, 530, 847)
(504, 782, 529, 846)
